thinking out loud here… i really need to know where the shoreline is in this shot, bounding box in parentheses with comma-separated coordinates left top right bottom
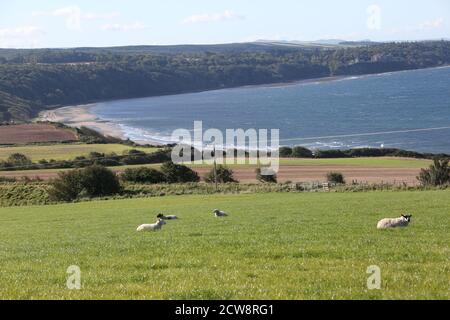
(37, 65, 450, 146)
(38, 105, 128, 142)
(36, 73, 367, 144)
(37, 75, 356, 145)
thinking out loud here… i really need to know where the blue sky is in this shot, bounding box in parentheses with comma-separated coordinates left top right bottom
(0, 0, 449, 48)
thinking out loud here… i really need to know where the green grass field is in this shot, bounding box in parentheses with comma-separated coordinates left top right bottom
(189, 157, 431, 168)
(121, 156, 431, 170)
(0, 144, 157, 161)
(277, 157, 431, 168)
(0, 191, 448, 299)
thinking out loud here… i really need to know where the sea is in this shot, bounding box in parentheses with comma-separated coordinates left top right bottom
(91, 66, 450, 153)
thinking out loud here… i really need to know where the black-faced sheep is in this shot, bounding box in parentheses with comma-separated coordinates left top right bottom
(377, 214, 412, 229)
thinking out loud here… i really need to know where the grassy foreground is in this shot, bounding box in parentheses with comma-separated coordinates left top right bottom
(0, 144, 156, 161)
(0, 191, 449, 299)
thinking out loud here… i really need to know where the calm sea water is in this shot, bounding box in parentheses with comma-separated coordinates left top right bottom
(92, 66, 450, 153)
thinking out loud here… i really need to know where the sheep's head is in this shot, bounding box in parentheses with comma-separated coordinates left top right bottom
(157, 213, 164, 218)
(213, 209, 220, 214)
(401, 214, 412, 222)
(157, 218, 166, 225)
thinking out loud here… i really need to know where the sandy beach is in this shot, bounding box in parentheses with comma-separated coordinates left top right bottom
(39, 105, 127, 140)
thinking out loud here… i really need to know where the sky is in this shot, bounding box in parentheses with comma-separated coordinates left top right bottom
(0, 0, 449, 48)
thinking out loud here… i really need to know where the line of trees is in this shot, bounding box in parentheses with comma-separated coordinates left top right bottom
(2, 145, 449, 172)
(0, 149, 172, 171)
(49, 162, 201, 201)
(1, 41, 449, 121)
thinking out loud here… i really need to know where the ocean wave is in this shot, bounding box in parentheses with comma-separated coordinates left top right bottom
(118, 124, 176, 144)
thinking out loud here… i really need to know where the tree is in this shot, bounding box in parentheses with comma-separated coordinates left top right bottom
(79, 165, 122, 197)
(279, 147, 293, 157)
(204, 165, 237, 183)
(417, 158, 450, 186)
(292, 146, 313, 158)
(160, 161, 200, 183)
(48, 170, 84, 202)
(122, 167, 166, 184)
(256, 167, 277, 183)
(7, 153, 32, 166)
(48, 165, 121, 201)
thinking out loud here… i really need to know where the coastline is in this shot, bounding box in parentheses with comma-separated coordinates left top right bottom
(37, 65, 450, 146)
(38, 105, 127, 141)
(36, 74, 360, 144)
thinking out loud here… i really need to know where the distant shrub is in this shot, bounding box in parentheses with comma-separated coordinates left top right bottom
(292, 146, 313, 158)
(124, 149, 147, 156)
(122, 167, 166, 184)
(417, 158, 450, 186)
(48, 170, 83, 201)
(121, 155, 150, 165)
(94, 158, 121, 166)
(121, 150, 171, 165)
(7, 153, 32, 166)
(204, 165, 237, 183)
(88, 152, 104, 159)
(256, 167, 277, 183)
(315, 150, 349, 158)
(160, 161, 200, 183)
(327, 172, 346, 184)
(145, 150, 172, 163)
(279, 147, 293, 157)
(49, 165, 121, 201)
(77, 165, 121, 197)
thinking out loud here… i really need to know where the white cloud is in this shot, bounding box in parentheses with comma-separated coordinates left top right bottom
(418, 18, 444, 30)
(0, 25, 44, 48)
(101, 22, 147, 32)
(33, 6, 120, 30)
(182, 10, 244, 25)
(385, 17, 445, 38)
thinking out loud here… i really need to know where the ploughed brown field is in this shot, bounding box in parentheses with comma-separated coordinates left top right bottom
(0, 165, 422, 185)
(0, 124, 77, 144)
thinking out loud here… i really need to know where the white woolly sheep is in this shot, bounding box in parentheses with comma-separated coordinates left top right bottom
(377, 214, 412, 229)
(136, 218, 166, 232)
(213, 209, 228, 217)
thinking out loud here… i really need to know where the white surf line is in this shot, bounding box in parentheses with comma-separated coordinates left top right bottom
(276, 126, 450, 142)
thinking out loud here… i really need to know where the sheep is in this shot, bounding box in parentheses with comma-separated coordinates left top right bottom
(213, 209, 228, 217)
(157, 213, 179, 220)
(377, 214, 412, 229)
(136, 218, 166, 232)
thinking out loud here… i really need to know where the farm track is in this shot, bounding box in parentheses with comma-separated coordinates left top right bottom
(0, 165, 422, 185)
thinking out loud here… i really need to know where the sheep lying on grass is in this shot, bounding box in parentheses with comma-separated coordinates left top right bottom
(157, 213, 179, 220)
(214, 209, 228, 217)
(137, 218, 166, 232)
(377, 214, 412, 229)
